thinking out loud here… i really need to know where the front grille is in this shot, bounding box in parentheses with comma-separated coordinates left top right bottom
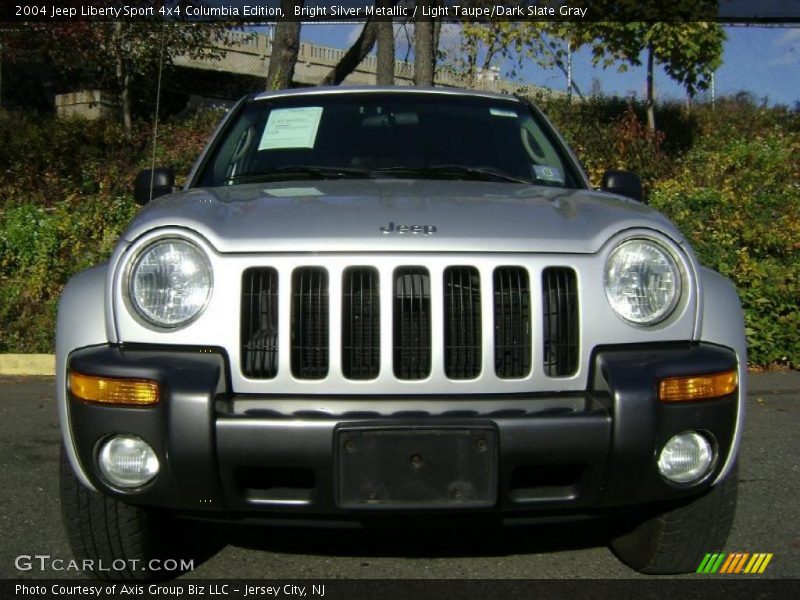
(393, 267, 431, 380)
(291, 267, 329, 379)
(493, 267, 532, 379)
(342, 267, 380, 380)
(542, 267, 579, 376)
(240, 262, 580, 384)
(444, 267, 482, 379)
(241, 268, 279, 379)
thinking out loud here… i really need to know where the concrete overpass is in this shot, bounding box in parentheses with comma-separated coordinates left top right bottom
(173, 30, 563, 97)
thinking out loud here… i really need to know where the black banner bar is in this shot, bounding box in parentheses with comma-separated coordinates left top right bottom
(2, 0, 800, 23)
(4, 579, 800, 600)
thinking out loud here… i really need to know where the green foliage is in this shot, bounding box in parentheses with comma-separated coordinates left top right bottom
(0, 108, 222, 352)
(0, 110, 133, 206)
(560, 19, 725, 95)
(5, 22, 233, 136)
(457, 16, 724, 102)
(537, 96, 671, 186)
(648, 128, 800, 367)
(0, 197, 137, 352)
(6, 22, 231, 95)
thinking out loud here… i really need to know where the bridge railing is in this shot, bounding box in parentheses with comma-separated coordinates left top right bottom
(174, 31, 561, 97)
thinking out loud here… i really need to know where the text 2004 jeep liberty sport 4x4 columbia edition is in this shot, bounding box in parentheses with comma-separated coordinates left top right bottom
(57, 87, 745, 578)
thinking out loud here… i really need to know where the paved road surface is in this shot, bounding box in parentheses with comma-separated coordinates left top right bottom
(1, 373, 797, 580)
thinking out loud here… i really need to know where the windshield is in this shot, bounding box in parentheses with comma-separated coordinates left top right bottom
(195, 92, 583, 189)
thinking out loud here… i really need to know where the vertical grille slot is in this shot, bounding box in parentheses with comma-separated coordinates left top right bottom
(543, 267, 579, 377)
(444, 267, 482, 379)
(291, 267, 329, 379)
(241, 267, 279, 379)
(342, 267, 380, 380)
(393, 267, 431, 380)
(494, 267, 532, 378)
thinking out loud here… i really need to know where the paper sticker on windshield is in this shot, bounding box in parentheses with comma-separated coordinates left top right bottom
(533, 165, 564, 183)
(490, 108, 518, 118)
(264, 187, 324, 197)
(259, 107, 323, 150)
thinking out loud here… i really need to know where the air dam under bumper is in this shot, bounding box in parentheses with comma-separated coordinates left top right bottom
(66, 343, 738, 519)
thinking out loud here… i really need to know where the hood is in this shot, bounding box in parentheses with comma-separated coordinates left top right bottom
(122, 180, 684, 254)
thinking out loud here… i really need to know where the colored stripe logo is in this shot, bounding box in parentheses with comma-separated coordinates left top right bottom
(697, 553, 773, 574)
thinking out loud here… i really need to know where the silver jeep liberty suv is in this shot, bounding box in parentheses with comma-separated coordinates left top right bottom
(57, 87, 745, 579)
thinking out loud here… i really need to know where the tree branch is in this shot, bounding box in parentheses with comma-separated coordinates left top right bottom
(320, 17, 379, 86)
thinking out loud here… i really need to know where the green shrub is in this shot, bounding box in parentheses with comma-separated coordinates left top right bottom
(0, 196, 138, 352)
(538, 96, 688, 187)
(650, 128, 800, 366)
(0, 107, 222, 352)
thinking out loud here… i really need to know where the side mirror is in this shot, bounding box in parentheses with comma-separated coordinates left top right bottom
(601, 170, 644, 203)
(134, 168, 176, 205)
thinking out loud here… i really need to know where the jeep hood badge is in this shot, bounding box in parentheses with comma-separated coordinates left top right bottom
(380, 221, 437, 235)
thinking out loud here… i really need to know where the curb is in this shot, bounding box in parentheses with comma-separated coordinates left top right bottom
(0, 354, 55, 376)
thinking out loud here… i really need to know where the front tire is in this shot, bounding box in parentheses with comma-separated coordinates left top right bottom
(609, 467, 738, 574)
(59, 446, 220, 581)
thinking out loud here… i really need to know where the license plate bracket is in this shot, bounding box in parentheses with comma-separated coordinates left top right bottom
(336, 426, 498, 509)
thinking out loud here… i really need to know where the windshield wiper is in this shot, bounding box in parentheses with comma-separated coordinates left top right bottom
(226, 166, 373, 184)
(371, 165, 531, 185)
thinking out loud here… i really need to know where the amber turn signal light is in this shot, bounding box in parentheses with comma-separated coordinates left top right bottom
(658, 370, 738, 403)
(69, 372, 160, 406)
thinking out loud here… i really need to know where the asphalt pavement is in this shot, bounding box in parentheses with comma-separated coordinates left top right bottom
(1, 373, 798, 580)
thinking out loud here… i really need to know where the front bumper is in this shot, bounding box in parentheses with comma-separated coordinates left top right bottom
(65, 343, 738, 521)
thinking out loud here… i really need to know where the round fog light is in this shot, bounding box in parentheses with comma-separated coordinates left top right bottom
(98, 435, 159, 488)
(658, 432, 714, 484)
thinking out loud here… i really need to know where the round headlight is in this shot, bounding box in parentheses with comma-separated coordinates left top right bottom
(604, 239, 681, 325)
(129, 239, 212, 327)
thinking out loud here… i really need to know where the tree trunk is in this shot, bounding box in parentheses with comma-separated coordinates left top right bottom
(114, 23, 132, 139)
(645, 43, 656, 132)
(0, 38, 4, 109)
(266, 0, 302, 90)
(541, 39, 585, 101)
(321, 18, 379, 86)
(480, 39, 499, 85)
(376, 0, 395, 85)
(413, 1, 434, 86)
(120, 69, 132, 139)
(432, 1, 442, 57)
(464, 35, 478, 88)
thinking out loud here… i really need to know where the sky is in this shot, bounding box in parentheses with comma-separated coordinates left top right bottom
(292, 23, 799, 107)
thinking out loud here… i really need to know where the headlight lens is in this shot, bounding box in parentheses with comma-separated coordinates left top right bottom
(604, 239, 681, 325)
(98, 435, 159, 488)
(657, 432, 714, 484)
(129, 239, 212, 327)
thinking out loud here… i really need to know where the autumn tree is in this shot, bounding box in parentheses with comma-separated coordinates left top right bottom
(105, 22, 231, 138)
(5, 18, 230, 138)
(459, 22, 545, 89)
(603, 22, 725, 131)
(554, 1, 725, 130)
